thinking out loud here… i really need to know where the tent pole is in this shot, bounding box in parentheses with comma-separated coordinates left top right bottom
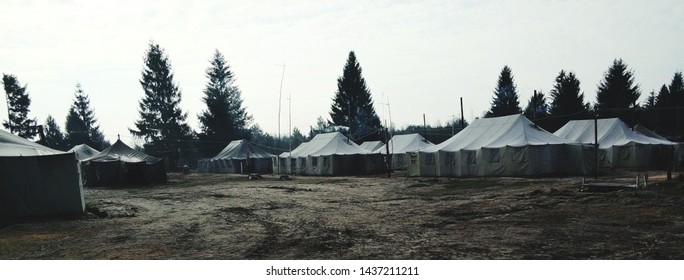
(594, 111, 599, 179)
(460, 97, 465, 129)
(385, 128, 391, 178)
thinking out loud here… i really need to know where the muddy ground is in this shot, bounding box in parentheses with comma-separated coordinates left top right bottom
(2, 171, 684, 259)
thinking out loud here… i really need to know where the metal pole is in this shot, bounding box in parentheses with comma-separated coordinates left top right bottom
(533, 90, 537, 127)
(460, 97, 465, 129)
(423, 114, 427, 137)
(5, 88, 12, 134)
(594, 111, 599, 179)
(276, 62, 285, 144)
(385, 128, 391, 178)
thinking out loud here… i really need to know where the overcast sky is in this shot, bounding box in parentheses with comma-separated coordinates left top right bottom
(1, 0, 683, 147)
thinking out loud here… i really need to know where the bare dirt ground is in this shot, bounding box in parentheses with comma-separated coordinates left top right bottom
(2, 171, 684, 259)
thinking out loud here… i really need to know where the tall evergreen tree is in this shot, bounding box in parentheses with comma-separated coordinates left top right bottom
(548, 70, 590, 132)
(198, 50, 252, 156)
(329, 51, 382, 141)
(668, 72, 684, 138)
(65, 107, 88, 147)
(43, 115, 67, 151)
(523, 90, 550, 129)
(130, 42, 193, 163)
(65, 83, 108, 149)
(595, 59, 641, 125)
(651, 84, 672, 135)
(485, 66, 522, 117)
(2, 74, 38, 139)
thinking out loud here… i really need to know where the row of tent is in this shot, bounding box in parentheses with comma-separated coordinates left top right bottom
(198, 114, 683, 178)
(2, 129, 167, 222)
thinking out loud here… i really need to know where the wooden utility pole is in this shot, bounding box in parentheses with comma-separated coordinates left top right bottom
(460, 97, 465, 129)
(594, 111, 599, 179)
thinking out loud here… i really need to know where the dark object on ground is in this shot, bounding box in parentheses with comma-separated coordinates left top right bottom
(248, 173, 263, 180)
(279, 175, 291, 181)
(580, 182, 636, 192)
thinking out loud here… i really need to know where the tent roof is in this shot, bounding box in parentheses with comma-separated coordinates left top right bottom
(377, 133, 434, 154)
(634, 124, 669, 141)
(279, 132, 372, 157)
(554, 118, 675, 148)
(424, 114, 574, 152)
(68, 144, 100, 161)
(212, 140, 274, 159)
(0, 129, 64, 156)
(85, 139, 161, 163)
(360, 141, 384, 152)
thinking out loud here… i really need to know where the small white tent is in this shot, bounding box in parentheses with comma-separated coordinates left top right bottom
(554, 118, 677, 169)
(68, 144, 100, 161)
(376, 133, 434, 170)
(408, 114, 594, 177)
(1, 129, 84, 222)
(359, 141, 384, 152)
(276, 132, 384, 176)
(81, 139, 166, 187)
(198, 140, 274, 174)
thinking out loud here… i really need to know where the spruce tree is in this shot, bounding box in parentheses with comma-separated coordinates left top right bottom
(2, 74, 38, 139)
(43, 115, 67, 151)
(198, 50, 251, 156)
(548, 70, 590, 132)
(485, 66, 522, 117)
(329, 51, 382, 141)
(130, 42, 193, 163)
(523, 90, 550, 129)
(65, 83, 108, 149)
(65, 107, 89, 147)
(595, 59, 641, 125)
(668, 72, 684, 138)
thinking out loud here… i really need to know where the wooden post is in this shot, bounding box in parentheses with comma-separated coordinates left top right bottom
(460, 97, 465, 129)
(594, 112, 599, 179)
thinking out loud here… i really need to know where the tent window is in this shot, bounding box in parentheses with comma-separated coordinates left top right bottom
(445, 153, 456, 166)
(226, 160, 233, 168)
(291, 159, 296, 167)
(426, 154, 435, 166)
(300, 158, 306, 167)
(410, 153, 417, 164)
(488, 149, 501, 163)
(466, 151, 477, 165)
(323, 157, 330, 166)
(311, 157, 318, 167)
(280, 158, 286, 166)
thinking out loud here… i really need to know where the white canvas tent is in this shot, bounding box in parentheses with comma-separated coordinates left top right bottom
(81, 139, 166, 187)
(554, 118, 676, 169)
(68, 144, 100, 161)
(275, 132, 384, 176)
(198, 140, 274, 174)
(1, 129, 84, 222)
(359, 141, 384, 152)
(376, 133, 434, 170)
(408, 114, 595, 177)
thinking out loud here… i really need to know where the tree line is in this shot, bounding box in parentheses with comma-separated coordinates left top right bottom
(486, 59, 684, 140)
(4, 44, 683, 168)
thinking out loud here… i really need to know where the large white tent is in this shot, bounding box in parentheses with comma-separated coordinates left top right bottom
(408, 114, 595, 177)
(376, 133, 434, 170)
(198, 140, 274, 174)
(275, 132, 384, 176)
(554, 118, 677, 169)
(1, 129, 84, 222)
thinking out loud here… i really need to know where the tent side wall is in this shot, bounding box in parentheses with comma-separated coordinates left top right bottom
(1, 153, 84, 222)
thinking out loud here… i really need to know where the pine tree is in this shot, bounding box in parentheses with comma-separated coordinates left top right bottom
(329, 51, 382, 141)
(198, 50, 251, 156)
(65, 107, 89, 147)
(485, 66, 522, 117)
(523, 90, 550, 129)
(653, 84, 672, 135)
(2, 74, 38, 139)
(43, 115, 67, 151)
(65, 83, 108, 149)
(668, 72, 684, 138)
(548, 70, 590, 132)
(595, 59, 641, 125)
(130, 42, 193, 163)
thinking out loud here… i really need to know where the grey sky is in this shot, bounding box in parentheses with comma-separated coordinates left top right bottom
(1, 0, 682, 146)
